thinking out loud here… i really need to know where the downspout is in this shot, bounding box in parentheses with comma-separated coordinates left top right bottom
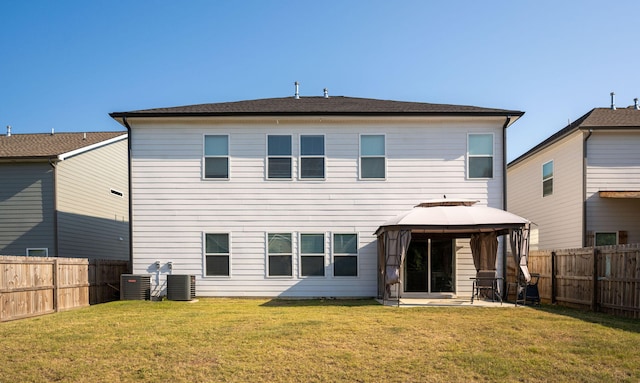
(48, 158, 59, 257)
(122, 117, 134, 273)
(583, 129, 593, 247)
(501, 115, 512, 298)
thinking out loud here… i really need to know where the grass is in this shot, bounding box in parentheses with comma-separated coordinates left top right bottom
(1, 299, 639, 382)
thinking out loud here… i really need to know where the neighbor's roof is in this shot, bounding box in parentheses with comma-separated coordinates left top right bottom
(375, 199, 530, 236)
(110, 96, 524, 119)
(509, 107, 640, 167)
(0, 132, 127, 160)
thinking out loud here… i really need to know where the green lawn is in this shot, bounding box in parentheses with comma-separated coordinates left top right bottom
(1, 298, 638, 382)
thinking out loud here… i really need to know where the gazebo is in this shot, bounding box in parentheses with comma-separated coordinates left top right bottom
(375, 200, 531, 304)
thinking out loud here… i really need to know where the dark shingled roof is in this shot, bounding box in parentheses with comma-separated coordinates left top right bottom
(579, 107, 640, 128)
(509, 107, 640, 167)
(110, 96, 524, 118)
(0, 132, 127, 160)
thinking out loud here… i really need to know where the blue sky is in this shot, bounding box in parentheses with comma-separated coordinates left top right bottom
(1, 1, 639, 161)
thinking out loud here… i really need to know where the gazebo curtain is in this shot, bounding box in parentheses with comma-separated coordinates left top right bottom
(383, 230, 412, 298)
(470, 232, 498, 271)
(509, 223, 531, 283)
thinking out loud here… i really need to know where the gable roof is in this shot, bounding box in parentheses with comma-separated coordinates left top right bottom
(508, 107, 640, 167)
(110, 96, 524, 120)
(0, 132, 127, 161)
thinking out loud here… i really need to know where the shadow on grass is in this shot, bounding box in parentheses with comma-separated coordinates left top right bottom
(528, 304, 640, 334)
(260, 298, 380, 308)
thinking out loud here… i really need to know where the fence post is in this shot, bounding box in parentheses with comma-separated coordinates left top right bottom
(53, 258, 59, 313)
(591, 248, 599, 312)
(551, 251, 557, 304)
(93, 259, 99, 305)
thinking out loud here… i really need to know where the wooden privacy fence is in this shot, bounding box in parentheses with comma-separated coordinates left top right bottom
(1, 256, 89, 322)
(507, 244, 640, 319)
(88, 259, 129, 305)
(1, 256, 130, 322)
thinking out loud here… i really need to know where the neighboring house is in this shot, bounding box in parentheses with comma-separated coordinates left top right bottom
(507, 98, 640, 250)
(110, 93, 523, 298)
(0, 130, 129, 260)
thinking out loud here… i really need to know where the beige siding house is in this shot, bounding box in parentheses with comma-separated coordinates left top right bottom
(0, 131, 129, 260)
(508, 100, 640, 250)
(111, 94, 523, 298)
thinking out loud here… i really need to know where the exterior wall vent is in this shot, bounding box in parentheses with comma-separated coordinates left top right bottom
(166, 274, 196, 301)
(120, 274, 151, 300)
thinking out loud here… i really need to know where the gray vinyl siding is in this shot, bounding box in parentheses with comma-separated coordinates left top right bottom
(507, 132, 584, 249)
(586, 131, 640, 244)
(0, 163, 56, 256)
(130, 117, 507, 298)
(56, 139, 129, 260)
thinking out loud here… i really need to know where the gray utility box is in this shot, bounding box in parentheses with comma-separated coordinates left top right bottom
(120, 274, 151, 300)
(166, 274, 196, 301)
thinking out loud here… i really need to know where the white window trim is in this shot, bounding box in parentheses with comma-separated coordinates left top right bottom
(298, 232, 327, 278)
(467, 133, 495, 180)
(26, 248, 48, 257)
(202, 134, 230, 180)
(359, 133, 387, 181)
(266, 134, 294, 180)
(203, 232, 232, 278)
(299, 134, 326, 180)
(266, 232, 295, 278)
(542, 160, 554, 197)
(331, 232, 359, 278)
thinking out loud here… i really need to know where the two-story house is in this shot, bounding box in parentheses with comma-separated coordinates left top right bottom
(0, 130, 129, 260)
(110, 93, 523, 298)
(507, 96, 640, 250)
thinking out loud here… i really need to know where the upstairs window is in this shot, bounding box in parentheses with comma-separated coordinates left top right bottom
(542, 160, 554, 197)
(468, 134, 493, 179)
(333, 233, 358, 277)
(267, 135, 292, 179)
(267, 233, 292, 276)
(360, 134, 385, 179)
(300, 135, 325, 179)
(205, 233, 230, 276)
(204, 135, 229, 179)
(300, 233, 325, 277)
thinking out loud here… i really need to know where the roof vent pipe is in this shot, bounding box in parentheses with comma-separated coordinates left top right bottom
(610, 92, 616, 110)
(294, 81, 300, 99)
(51, 127, 55, 135)
(6, 125, 11, 137)
(323, 88, 329, 98)
(635, 98, 639, 110)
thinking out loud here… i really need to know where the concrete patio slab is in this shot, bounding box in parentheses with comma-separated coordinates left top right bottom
(377, 298, 520, 308)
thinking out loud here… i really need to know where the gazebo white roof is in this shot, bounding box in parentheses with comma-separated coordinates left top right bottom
(375, 199, 530, 236)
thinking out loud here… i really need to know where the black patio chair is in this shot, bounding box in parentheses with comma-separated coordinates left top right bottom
(517, 272, 540, 305)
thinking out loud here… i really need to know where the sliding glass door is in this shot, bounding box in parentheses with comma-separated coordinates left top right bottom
(404, 237, 454, 293)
